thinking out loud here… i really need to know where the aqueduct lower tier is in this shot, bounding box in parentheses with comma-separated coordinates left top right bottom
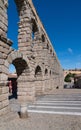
(0, 0, 64, 115)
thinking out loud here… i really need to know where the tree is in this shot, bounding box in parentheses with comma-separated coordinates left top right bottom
(64, 73, 75, 82)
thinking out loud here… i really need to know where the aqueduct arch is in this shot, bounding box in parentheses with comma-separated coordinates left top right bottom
(6, 50, 35, 103)
(0, 0, 64, 115)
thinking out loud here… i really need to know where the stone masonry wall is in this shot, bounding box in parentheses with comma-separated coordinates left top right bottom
(0, 0, 64, 115)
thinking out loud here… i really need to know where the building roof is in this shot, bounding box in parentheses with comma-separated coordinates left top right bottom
(74, 74, 81, 78)
(8, 73, 17, 78)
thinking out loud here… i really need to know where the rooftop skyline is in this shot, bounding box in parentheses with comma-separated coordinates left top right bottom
(8, 0, 81, 72)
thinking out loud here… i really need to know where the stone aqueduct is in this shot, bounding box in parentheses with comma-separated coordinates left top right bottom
(0, 0, 64, 115)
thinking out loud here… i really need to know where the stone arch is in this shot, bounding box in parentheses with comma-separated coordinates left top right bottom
(42, 34, 45, 42)
(31, 18, 38, 32)
(53, 52, 55, 56)
(35, 65, 42, 76)
(50, 70, 52, 76)
(4, 50, 32, 101)
(14, 0, 25, 16)
(7, 50, 28, 63)
(47, 44, 49, 50)
(34, 64, 43, 96)
(31, 18, 39, 40)
(34, 61, 44, 76)
(12, 58, 29, 76)
(50, 48, 52, 54)
(6, 50, 30, 76)
(45, 68, 48, 75)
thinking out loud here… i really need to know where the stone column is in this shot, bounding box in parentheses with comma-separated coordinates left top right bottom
(0, 0, 12, 113)
(0, 0, 8, 37)
(0, 82, 9, 116)
(15, 1, 32, 57)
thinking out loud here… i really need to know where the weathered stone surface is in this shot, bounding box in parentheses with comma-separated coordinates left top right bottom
(0, 93, 8, 102)
(0, 0, 64, 116)
(19, 104, 28, 118)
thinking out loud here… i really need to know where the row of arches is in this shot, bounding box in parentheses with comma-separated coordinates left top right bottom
(7, 0, 55, 61)
(35, 66, 61, 77)
(9, 64, 51, 77)
(7, 50, 56, 79)
(7, 49, 56, 79)
(0, 0, 63, 116)
(35, 66, 49, 76)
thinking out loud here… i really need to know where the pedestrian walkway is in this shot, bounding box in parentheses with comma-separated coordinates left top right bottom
(9, 90, 81, 116)
(28, 93, 81, 116)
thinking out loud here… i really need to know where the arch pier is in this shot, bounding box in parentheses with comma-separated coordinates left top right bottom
(0, 0, 64, 117)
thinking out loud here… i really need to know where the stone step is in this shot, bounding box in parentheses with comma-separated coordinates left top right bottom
(28, 94, 81, 116)
(9, 93, 81, 116)
(29, 103, 81, 107)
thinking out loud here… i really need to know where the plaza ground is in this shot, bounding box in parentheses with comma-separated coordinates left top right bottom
(1, 113, 81, 130)
(1, 89, 81, 130)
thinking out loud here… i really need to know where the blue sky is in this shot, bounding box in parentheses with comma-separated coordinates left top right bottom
(8, 0, 81, 71)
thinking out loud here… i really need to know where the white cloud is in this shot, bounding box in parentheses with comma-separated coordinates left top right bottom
(68, 48, 73, 54)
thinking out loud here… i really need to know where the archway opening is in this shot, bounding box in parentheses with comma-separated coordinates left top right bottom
(50, 48, 52, 54)
(12, 58, 28, 76)
(45, 68, 48, 76)
(42, 35, 45, 42)
(35, 65, 42, 76)
(8, 64, 17, 99)
(9, 64, 16, 74)
(47, 44, 49, 50)
(31, 19, 38, 40)
(50, 70, 51, 76)
(53, 52, 55, 56)
(8, 58, 29, 100)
